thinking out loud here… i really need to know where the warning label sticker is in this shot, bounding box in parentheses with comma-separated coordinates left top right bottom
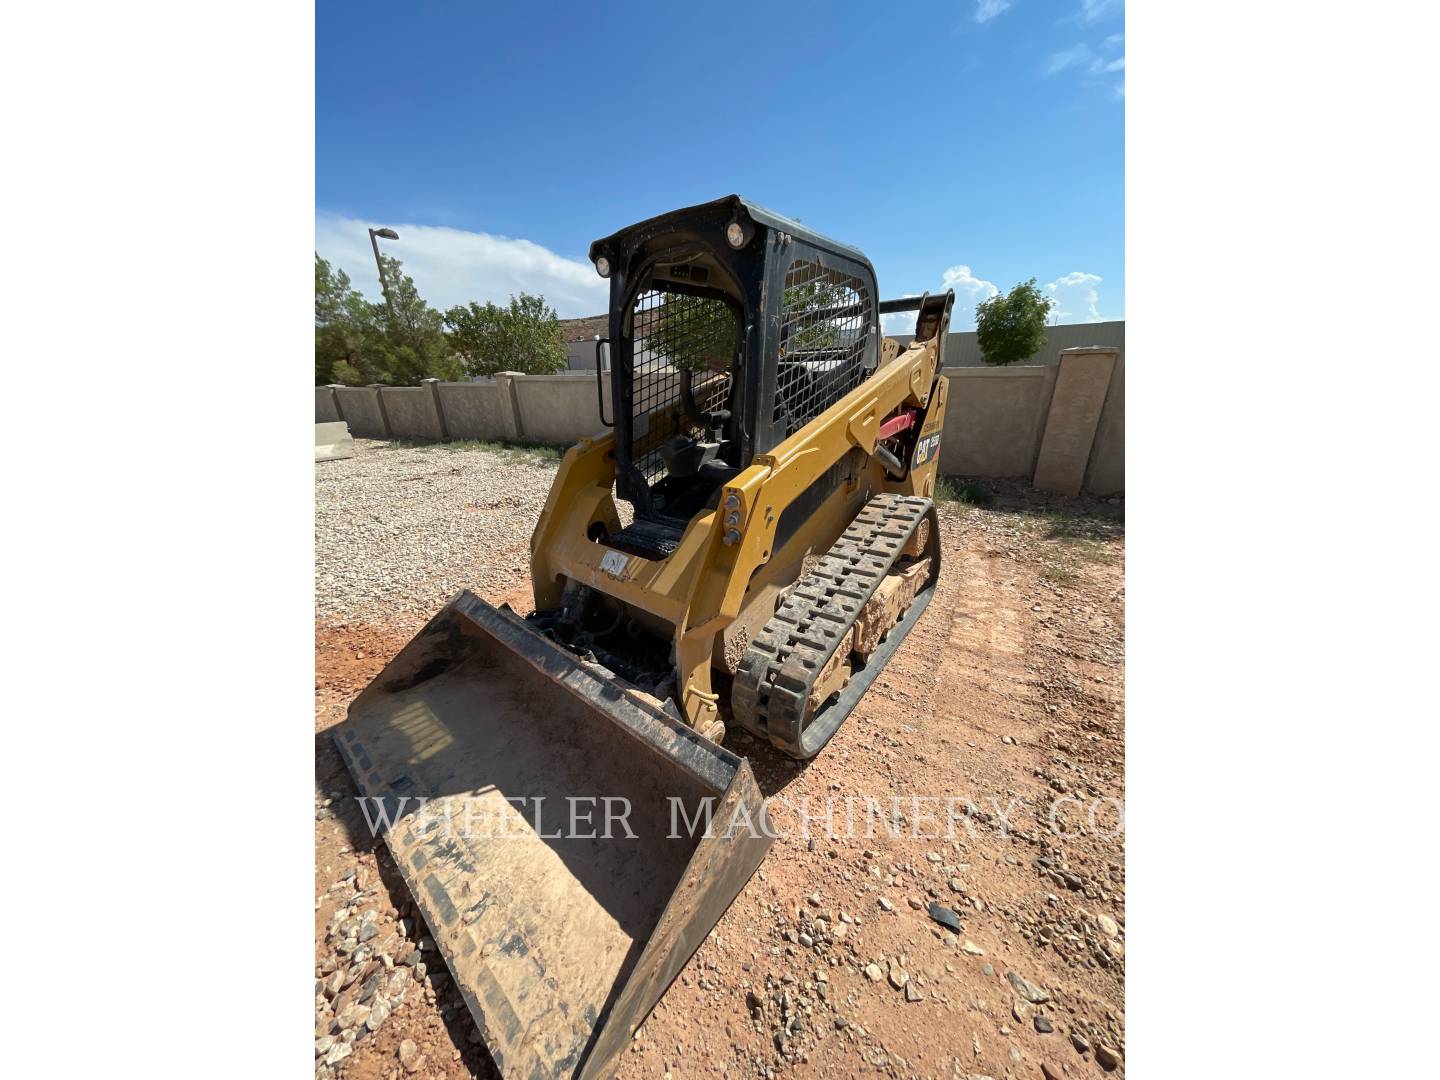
(599, 549, 630, 577)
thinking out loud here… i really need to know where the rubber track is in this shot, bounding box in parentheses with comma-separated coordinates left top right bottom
(731, 493, 932, 757)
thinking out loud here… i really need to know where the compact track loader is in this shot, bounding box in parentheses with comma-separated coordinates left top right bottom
(335, 195, 954, 1079)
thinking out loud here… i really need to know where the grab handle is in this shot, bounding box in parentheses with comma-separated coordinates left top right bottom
(594, 336, 613, 427)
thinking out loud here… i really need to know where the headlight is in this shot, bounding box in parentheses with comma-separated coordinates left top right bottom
(725, 221, 751, 249)
(595, 256, 611, 278)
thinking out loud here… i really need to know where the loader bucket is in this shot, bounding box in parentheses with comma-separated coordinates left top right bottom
(333, 591, 773, 1080)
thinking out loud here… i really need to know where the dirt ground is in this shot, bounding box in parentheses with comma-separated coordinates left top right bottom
(314, 458, 1125, 1080)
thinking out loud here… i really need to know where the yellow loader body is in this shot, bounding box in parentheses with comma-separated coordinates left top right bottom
(335, 195, 955, 1078)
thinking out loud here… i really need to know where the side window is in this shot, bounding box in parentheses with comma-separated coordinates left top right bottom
(773, 259, 872, 436)
(628, 288, 738, 485)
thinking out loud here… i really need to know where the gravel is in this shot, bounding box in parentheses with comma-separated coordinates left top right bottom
(315, 439, 561, 626)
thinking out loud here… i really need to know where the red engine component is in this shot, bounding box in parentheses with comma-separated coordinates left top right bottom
(877, 408, 918, 440)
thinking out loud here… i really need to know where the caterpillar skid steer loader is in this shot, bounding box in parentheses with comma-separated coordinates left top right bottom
(334, 195, 954, 1078)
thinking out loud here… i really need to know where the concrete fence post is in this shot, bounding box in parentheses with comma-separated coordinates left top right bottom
(423, 378, 450, 441)
(494, 372, 523, 440)
(368, 384, 394, 440)
(1085, 352, 1125, 495)
(1031, 347, 1119, 496)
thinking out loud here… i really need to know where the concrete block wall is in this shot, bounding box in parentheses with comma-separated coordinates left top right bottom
(315, 344, 1123, 493)
(383, 386, 444, 441)
(511, 373, 613, 444)
(332, 387, 387, 439)
(894, 319, 1125, 369)
(1032, 349, 1119, 496)
(1085, 352, 1125, 496)
(437, 382, 503, 440)
(315, 386, 341, 423)
(938, 366, 1058, 477)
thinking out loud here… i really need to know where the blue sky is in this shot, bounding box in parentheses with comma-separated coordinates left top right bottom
(317, 1, 1123, 330)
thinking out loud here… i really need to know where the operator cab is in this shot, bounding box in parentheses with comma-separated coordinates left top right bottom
(589, 195, 880, 559)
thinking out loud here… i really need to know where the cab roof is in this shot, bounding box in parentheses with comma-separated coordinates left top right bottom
(588, 194, 874, 276)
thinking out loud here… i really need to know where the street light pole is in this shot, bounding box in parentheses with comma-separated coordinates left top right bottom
(368, 227, 400, 324)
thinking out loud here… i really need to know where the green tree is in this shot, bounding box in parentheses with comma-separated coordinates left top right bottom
(314, 252, 460, 385)
(781, 277, 852, 353)
(315, 254, 373, 384)
(643, 277, 852, 377)
(974, 278, 1056, 366)
(646, 293, 739, 374)
(444, 292, 566, 377)
(368, 254, 461, 384)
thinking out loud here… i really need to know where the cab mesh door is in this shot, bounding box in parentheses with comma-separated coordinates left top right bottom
(626, 288, 738, 486)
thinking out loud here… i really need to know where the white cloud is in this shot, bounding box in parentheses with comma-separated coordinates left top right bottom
(974, 0, 1012, 24)
(315, 212, 609, 318)
(886, 267, 1109, 334)
(1044, 271, 1105, 322)
(943, 264, 1000, 301)
(1047, 28, 1121, 99)
(881, 304, 921, 335)
(1079, 0, 1123, 23)
(945, 265, 1001, 329)
(1096, 35, 1124, 95)
(1044, 44, 1092, 76)
(878, 267, 998, 335)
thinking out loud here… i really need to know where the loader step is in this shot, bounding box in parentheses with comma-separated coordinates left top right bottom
(605, 515, 688, 560)
(730, 493, 940, 759)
